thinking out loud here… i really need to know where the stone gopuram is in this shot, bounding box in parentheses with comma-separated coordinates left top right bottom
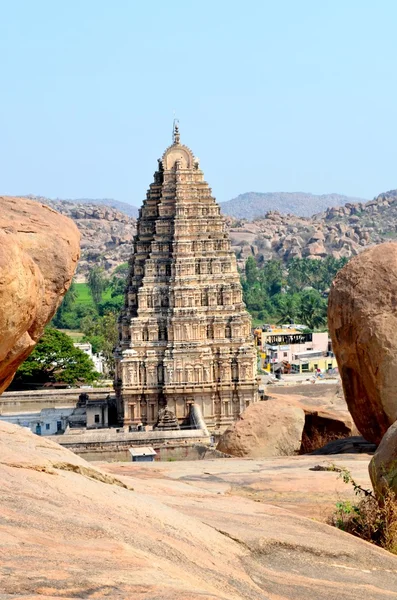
(114, 125, 258, 430)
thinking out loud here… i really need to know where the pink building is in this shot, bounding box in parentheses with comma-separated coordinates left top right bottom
(261, 330, 335, 373)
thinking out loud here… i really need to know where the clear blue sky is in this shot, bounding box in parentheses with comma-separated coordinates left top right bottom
(1, 0, 396, 205)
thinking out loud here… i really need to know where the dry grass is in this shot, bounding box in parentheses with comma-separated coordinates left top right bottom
(327, 466, 397, 555)
(300, 429, 344, 454)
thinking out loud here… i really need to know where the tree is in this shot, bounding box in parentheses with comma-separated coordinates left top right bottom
(245, 256, 259, 286)
(275, 293, 299, 325)
(81, 312, 119, 374)
(261, 260, 285, 296)
(52, 282, 78, 328)
(297, 290, 327, 330)
(88, 266, 108, 305)
(13, 328, 99, 388)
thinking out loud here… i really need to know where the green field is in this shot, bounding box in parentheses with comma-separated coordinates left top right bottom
(59, 329, 84, 341)
(74, 283, 112, 306)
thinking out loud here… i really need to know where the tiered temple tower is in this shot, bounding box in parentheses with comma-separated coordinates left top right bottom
(114, 125, 258, 430)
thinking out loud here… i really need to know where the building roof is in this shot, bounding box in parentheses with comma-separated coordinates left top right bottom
(293, 350, 324, 358)
(128, 447, 157, 457)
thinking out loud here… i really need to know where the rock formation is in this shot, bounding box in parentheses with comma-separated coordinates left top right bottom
(328, 242, 397, 444)
(115, 125, 258, 430)
(0, 196, 80, 393)
(369, 421, 397, 498)
(216, 400, 305, 458)
(22, 188, 397, 276)
(2, 419, 396, 599)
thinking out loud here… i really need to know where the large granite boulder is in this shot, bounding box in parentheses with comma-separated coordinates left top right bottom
(328, 242, 397, 444)
(369, 421, 397, 498)
(0, 196, 80, 393)
(216, 400, 305, 458)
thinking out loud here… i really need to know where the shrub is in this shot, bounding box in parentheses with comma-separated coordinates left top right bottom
(328, 466, 397, 555)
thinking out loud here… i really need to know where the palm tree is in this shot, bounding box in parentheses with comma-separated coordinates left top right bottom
(298, 290, 327, 330)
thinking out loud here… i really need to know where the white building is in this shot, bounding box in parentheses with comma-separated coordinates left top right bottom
(0, 407, 74, 436)
(74, 342, 105, 374)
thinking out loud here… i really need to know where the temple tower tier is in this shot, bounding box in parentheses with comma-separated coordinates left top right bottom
(114, 124, 258, 431)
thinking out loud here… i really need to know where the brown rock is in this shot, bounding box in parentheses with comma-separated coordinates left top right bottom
(0, 196, 80, 393)
(216, 400, 305, 457)
(328, 242, 397, 444)
(3, 421, 397, 599)
(369, 421, 397, 498)
(304, 241, 327, 257)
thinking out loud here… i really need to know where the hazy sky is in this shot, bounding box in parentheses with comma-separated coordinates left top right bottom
(1, 0, 396, 206)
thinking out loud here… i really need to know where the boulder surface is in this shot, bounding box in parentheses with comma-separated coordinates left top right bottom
(0, 196, 80, 393)
(216, 400, 305, 457)
(1, 420, 397, 599)
(328, 242, 397, 444)
(369, 420, 397, 498)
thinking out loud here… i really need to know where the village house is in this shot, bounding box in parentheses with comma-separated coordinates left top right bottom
(256, 326, 337, 374)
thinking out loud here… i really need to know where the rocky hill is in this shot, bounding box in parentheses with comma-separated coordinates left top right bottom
(25, 197, 137, 280)
(220, 191, 368, 219)
(23, 190, 397, 278)
(228, 190, 397, 267)
(24, 194, 139, 217)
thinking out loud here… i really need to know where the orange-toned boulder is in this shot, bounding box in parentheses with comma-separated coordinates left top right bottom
(328, 242, 397, 444)
(369, 421, 397, 498)
(0, 196, 80, 392)
(216, 400, 305, 458)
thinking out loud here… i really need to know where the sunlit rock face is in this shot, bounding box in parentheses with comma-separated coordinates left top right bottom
(328, 242, 397, 444)
(0, 196, 80, 393)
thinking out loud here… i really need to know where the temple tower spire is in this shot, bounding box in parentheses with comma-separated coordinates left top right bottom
(114, 130, 258, 431)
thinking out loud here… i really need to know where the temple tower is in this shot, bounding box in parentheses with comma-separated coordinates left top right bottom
(114, 125, 258, 430)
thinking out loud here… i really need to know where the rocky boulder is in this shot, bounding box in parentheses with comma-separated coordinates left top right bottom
(3, 421, 397, 598)
(328, 242, 397, 444)
(0, 196, 80, 393)
(369, 421, 397, 498)
(216, 400, 305, 458)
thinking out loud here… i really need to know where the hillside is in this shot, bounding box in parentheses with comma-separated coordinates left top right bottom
(228, 190, 397, 267)
(220, 191, 368, 219)
(27, 197, 137, 280)
(22, 189, 397, 278)
(24, 194, 139, 217)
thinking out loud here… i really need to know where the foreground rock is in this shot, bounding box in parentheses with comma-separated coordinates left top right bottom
(1, 421, 397, 599)
(369, 421, 397, 498)
(328, 242, 397, 444)
(0, 196, 80, 393)
(217, 400, 305, 457)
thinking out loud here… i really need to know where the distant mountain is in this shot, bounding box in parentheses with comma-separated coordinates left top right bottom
(24, 195, 140, 218)
(219, 192, 368, 219)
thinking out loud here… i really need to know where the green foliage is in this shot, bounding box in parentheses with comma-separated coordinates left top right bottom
(80, 312, 119, 374)
(13, 328, 99, 387)
(241, 256, 347, 328)
(52, 282, 78, 328)
(88, 266, 108, 305)
(113, 262, 129, 275)
(329, 465, 397, 555)
(52, 275, 124, 331)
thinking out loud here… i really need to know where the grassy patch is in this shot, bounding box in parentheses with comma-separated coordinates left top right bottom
(74, 283, 112, 307)
(59, 329, 85, 342)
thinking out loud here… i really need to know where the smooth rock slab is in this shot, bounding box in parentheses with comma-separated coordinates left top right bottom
(1, 421, 397, 599)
